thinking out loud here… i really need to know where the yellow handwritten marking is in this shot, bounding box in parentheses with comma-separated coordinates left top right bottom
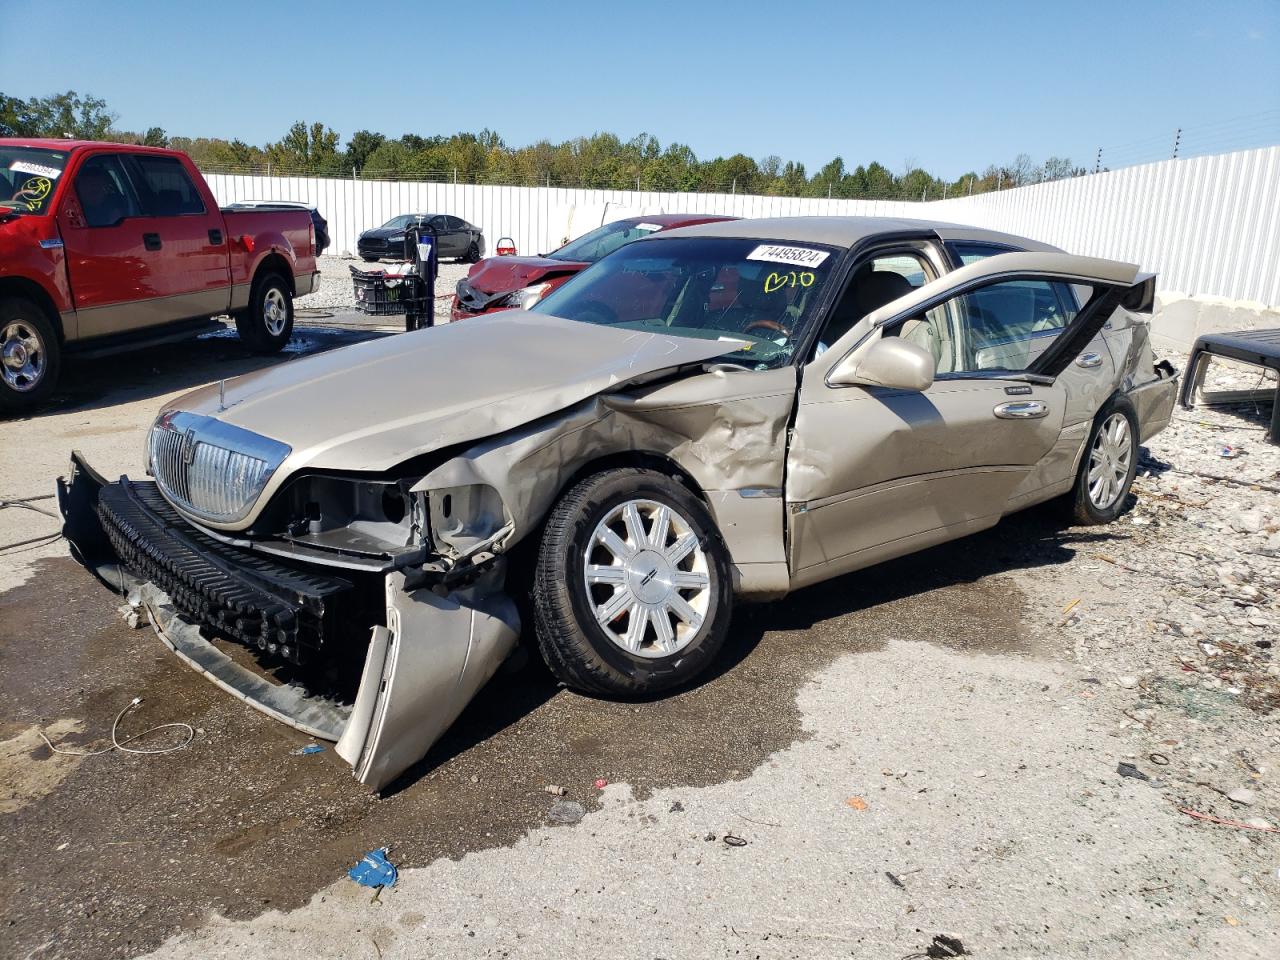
(17, 177, 52, 212)
(764, 271, 815, 293)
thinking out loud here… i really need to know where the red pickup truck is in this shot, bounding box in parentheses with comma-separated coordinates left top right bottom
(0, 140, 319, 411)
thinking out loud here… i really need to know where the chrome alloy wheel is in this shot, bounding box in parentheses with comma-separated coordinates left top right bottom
(1, 320, 45, 392)
(1087, 412, 1133, 510)
(263, 287, 288, 336)
(583, 498, 712, 658)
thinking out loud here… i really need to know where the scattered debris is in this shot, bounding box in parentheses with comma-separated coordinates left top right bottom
(543, 784, 567, 796)
(1148, 752, 1171, 766)
(1116, 762, 1150, 781)
(722, 834, 748, 847)
(37, 697, 193, 757)
(905, 933, 969, 959)
(845, 796, 869, 811)
(1216, 444, 1242, 458)
(547, 800, 585, 825)
(704, 832, 717, 841)
(669, 801, 685, 813)
(1176, 807, 1279, 832)
(885, 871, 906, 889)
(1226, 787, 1256, 806)
(593, 778, 609, 789)
(291, 744, 325, 756)
(348, 848, 397, 889)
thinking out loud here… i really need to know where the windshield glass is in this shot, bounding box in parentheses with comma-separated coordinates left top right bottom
(530, 236, 841, 369)
(0, 147, 68, 215)
(380, 215, 414, 230)
(549, 219, 664, 263)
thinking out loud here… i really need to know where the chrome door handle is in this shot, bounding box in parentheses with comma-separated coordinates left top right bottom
(994, 400, 1049, 419)
(1076, 352, 1104, 368)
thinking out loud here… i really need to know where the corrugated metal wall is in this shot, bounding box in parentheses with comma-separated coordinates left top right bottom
(204, 145, 1280, 306)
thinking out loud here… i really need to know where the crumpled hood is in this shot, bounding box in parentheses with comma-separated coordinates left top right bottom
(167, 312, 745, 521)
(464, 254, 587, 294)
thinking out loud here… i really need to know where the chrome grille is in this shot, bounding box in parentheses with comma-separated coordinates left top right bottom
(147, 411, 290, 523)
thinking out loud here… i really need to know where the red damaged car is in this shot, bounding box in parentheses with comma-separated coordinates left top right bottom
(451, 213, 736, 320)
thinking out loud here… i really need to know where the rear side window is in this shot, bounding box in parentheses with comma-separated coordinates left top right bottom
(947, 241, 1018, 265)
(74, 155, 142, 227)
(129, 155, 206, 216)
(446, 215, 465, 229)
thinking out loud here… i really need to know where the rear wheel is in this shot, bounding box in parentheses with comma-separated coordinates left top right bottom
(464, 241, 480, 263)
(533, 468, 733, 697)
(1071, 397, 1139, 524)
(0, 298, 60, 413)
(235, 272, 293, 354)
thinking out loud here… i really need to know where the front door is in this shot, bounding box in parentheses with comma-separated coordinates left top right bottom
(785, 252, 1146, 584)
(57, 152, 159, 337)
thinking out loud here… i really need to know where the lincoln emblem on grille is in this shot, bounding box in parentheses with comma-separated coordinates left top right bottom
(181, 427, 197, 465)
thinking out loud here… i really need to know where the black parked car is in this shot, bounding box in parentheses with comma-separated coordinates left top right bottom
(357, 213, 484, 263)
(224, 201, 329, 255)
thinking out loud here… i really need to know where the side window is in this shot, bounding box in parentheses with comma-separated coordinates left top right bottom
(815, 250, 934, 354)
(889, 279, 1080, 375)
(446, 215, 465, 230)
(946, 241, 1016, 266)
(129, 156, 206, 216)
(430, 215, 448, 230)
(73, 155, 142, 228)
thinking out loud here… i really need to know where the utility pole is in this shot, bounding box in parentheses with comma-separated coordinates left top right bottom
(997, 171, 1003, 191)
(1094, 148, 1102, 173)
(1172, 128, 1181, 159)
(827, 181, 832, 199)
(732, 177, 737, 195)
(453, 168, 457, 184)
(968, 175, 973, 196)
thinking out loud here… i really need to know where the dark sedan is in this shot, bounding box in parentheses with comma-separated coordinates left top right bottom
(357, 213, 484, 263)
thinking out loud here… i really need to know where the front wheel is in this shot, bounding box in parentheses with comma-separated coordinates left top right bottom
(0, 298, 61, 413)
(1071, 397, 1139, 524)
(533, 468, 733, 697)
(235, 273, 293, 354)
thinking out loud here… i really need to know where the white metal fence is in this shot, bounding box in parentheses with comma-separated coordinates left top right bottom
(204, 145, 1280, 307)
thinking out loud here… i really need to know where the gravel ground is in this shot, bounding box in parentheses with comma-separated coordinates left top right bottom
(2, 338, 1278, 960)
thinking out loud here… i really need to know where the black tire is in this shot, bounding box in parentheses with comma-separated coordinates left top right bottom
(1071, 395, 1139, 525)
(234, 272, 293, 354)
(0, 297, 61, 413)
(532, 468, 734, 697)
(361, 255, 379, 263)
(464, 241, 480, 264)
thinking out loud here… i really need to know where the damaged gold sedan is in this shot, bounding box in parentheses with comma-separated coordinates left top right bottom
(58, 217, 1178, 789)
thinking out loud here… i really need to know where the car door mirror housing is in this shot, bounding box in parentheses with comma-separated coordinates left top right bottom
(828, 337, 935, 392)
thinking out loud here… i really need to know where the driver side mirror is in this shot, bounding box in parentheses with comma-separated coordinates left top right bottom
(827, 337, 935, 392)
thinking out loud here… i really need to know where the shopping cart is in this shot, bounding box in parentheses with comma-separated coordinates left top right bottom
(349, 225, 439, 331)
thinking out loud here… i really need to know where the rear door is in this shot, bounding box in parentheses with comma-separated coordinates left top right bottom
(429, 215, 457, 257)
(785, 252, 1148, 583)
(122, 153, 231, 321)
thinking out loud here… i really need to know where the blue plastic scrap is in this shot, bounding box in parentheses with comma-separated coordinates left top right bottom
(349, 848, 398, 888)
(298, 744, 325, 755)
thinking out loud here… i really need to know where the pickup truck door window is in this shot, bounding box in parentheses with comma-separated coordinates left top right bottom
(59, 154, 160, 337)
(785, 253, 1142, 582)
(123, 155, 231, 325)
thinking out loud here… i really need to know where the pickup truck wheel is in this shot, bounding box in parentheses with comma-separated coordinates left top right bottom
(1071, 396, 1139, 525)
(533, 468, 733, 697)
(0, 298, 60, 413)
(235, 273, 293, 354)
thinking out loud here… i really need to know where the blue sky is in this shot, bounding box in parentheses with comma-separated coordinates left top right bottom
(4, 0, 1277, 178)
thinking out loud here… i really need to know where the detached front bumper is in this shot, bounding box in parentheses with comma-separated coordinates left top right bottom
(57, 452, 519, 791)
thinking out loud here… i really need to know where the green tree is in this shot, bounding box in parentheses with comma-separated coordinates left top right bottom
(142, 126, 168, 147)
(0, 90, 116, 139)
(345, 130, 386, 171)
(265, 121, 343, 175)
